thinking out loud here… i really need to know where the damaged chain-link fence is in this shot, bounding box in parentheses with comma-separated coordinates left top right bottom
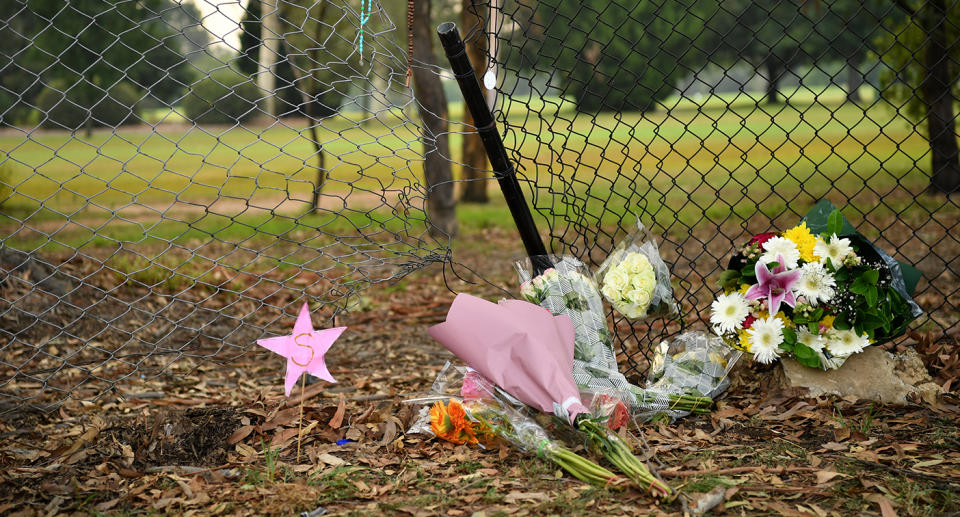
(0, 0, 957, 411)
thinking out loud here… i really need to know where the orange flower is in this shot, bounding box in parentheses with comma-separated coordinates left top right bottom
(430, 400, 478, 444)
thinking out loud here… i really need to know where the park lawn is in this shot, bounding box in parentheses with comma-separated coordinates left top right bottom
(0, 86, 943, 252)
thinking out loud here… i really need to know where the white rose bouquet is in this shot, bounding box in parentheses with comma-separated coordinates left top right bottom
(596, 221, 679, 321)
(517, 257, 615, 367)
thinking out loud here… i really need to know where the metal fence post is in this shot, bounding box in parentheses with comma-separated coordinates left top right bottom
(436, 22, 551, 274)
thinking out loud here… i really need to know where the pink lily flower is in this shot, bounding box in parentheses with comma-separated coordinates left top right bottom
(745, 254, 801, 315)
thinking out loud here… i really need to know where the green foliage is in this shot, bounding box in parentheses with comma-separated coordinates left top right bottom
(33, 80, 142, 129)
(717, 269, 742, 292)
(1, 0, 195, 127)
(831, 250, 913, 342)
(237, 0, 346, 119)
(827, 210, 844, 236)
(533, 0, 712, 113)
(878, 1, 960, 122)
(777, 326, 822, 369)
(182, 69, 259, 125)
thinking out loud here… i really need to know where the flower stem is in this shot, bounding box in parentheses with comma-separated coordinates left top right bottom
(577, 419, 672, 498)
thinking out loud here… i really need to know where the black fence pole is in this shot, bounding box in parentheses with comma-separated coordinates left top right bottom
(436, 22, 551, 275)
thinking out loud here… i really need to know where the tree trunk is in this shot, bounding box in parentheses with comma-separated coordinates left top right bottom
(257, 0, 281, 118)
(411, 0, 458, 237)
(845, 56, 862, 104)
(279, 1, 327, 210)
(922, 0, 960, 194)
(459, 0, 489, 203)
(764, 57, 781, 105)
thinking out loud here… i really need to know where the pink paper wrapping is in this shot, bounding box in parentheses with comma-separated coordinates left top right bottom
(428, 293, 589, 424)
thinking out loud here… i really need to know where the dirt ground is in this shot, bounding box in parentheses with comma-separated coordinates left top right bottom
(1, 226, 959, 516)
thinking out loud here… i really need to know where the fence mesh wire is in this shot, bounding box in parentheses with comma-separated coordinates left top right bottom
(0, 0, 958, 411)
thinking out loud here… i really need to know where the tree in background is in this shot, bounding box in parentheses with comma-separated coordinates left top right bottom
(0, 2, 41, 126)
(706, 0, 814, 105)
(239, 0, 296, 117)
(411, 0, 457, 236)
(2, 0, 195, 132)
(533, 0, 711, 113)
(238, 0, 355, 209)
(238, 0, 341, 119)
(880, 0, 960, 194)
(459, 0, 489, 203)
(798, 1, 907, 104)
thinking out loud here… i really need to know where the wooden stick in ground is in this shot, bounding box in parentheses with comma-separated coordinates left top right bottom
(297, 374, 306, 462)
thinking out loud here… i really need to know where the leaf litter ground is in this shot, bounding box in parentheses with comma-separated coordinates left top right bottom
(1, 227, 959, 516)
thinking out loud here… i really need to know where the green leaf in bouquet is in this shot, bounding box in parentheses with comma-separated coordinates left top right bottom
(718, 269, 742, 291)
(793, 344, 821, 368)
(792, 306, 823, 326)
(809, 307, 824, 322)
(865, 286, 878, 307)
(574, 339, 596, 362)
(563, 292, 587, 311)
(683, 387, 705, 398)
(827, 209, 844, 236)
(834, 313, 851, 330)
(862, 269, 879, 285)
(782, 327, 798, 346)
(834, 266, 849, 283)
(802, 200, 857, 236)
(858, 313, 886, 332)
(740, 264, 756, 278)
(675, 359, 706, 375)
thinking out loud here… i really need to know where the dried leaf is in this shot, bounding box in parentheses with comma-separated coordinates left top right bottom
(504, 492, 550, 504)
(226, 425, 254, 445)
(815, 470, 844, 484)
(866, 494, 899, 517)
(328, 394, 346, 429)
(261, 407, 300, 431)
(317, 453, 345, 466)
(379, 419, 397, 446)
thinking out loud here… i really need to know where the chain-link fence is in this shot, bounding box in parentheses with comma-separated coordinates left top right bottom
(1, 0, 958, 412)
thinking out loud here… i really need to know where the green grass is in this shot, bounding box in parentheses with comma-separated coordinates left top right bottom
(0, 85, 947, 253)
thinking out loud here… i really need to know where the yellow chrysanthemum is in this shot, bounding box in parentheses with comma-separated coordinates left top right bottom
(783, 222, 817, 263)
(739, 284, 751, 296)
(737, 330, 752, 352)
(773, 311, 794, 329)
(820, 315, 835, 329)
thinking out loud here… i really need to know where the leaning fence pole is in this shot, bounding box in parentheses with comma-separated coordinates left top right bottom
(436, 22, 551, 274)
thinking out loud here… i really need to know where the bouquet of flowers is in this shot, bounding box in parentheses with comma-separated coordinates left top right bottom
(435, 366, 673, 496)
(595, 221, 679, 320)
(428, 294, 674, 497)
(518, 257, 617, 368)
(429, 397, 627, 488)
(710, 201, 922, 369)
(646, 332, 742, 401)
(517, 256, 716, 418)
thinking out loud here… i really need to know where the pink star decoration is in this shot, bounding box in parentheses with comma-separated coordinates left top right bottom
(256, 302, 346, 396)
(745, 254, 801, 315)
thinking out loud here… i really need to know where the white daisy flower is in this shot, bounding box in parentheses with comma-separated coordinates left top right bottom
(710, 292, 750, 333)
(796, 326, 825, 352)
(759, 236, 801, 269)
(746, 315, 785, 364)
(794, 262, 836, 306)
(826, 329, 870, 357)
(814, 234, 854, 267)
